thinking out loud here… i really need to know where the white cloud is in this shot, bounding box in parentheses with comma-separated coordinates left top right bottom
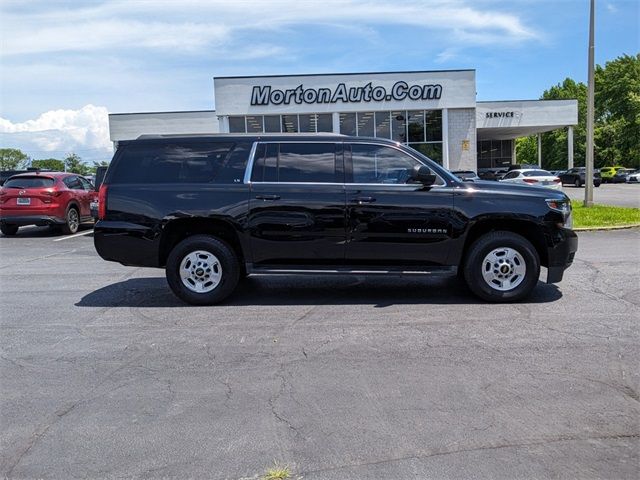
(1, 0, 539, 57)
(0, 105, 113, 161)
(606, 2, 618, 13)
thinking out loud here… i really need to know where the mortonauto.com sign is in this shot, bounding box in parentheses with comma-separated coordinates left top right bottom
(250, 81, 443, 106)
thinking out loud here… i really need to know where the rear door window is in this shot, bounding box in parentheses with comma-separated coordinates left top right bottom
(63, 176, 84, 189)
(111, 142, 249, 184)
(250, 142, 338, 183)
(3, 176, 55, 188)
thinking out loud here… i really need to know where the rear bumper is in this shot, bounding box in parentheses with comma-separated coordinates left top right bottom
(546, 227, 578, 284)
(0, 215, 66, 227)
(94, 220, 161, 267)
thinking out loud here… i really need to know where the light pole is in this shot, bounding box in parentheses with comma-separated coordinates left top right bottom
(584, 0, 595, 207)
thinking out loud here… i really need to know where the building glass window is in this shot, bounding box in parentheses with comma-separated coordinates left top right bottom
(407, 110, 425, 143)
(357, 112, 375, 137)
(299, 114, 314, 133)
(281, 115, 298, 133)
(316, 114, 333, 132)
(476, 139, 513, 169)
(229, 116, 246, 133)
(339, 113, 356, 135)
(425, 110, 442, 142)
(246, 115, 263, 133)
(391, 111, 406, 142)
(410, 143, 443, 164)
(375, 112, 390, 139)
(264, 115, 281, 133)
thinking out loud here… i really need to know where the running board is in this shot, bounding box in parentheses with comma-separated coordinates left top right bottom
(246, 265, 457, 276)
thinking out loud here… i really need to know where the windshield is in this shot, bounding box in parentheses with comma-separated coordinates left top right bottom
(3, 176, 55, 188)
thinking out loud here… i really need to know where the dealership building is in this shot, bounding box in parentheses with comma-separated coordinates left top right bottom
(109, 69, 578, 172)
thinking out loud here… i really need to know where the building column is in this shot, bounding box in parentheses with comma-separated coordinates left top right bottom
(441, 108, 450, 169)
(537, 133, 542, 167)
(567, 126, 574, 169)
(332, 112, 340, 134)
(511, 138, 517, 165)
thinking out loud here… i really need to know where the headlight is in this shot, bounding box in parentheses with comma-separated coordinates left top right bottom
(546, 199, 572, 227)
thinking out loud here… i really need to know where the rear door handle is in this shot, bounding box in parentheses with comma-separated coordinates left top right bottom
(353, 196, 376, 204)
(255, 194, 281, 201)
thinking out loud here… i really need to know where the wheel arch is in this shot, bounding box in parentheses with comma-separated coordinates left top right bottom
(158, 217, 245, 269)
(460, 218, 548, 268)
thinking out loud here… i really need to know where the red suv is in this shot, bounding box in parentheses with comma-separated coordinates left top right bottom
(0, 172, 97, 235)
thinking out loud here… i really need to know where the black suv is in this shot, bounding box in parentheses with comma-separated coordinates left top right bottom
(94, 134, 577, 304)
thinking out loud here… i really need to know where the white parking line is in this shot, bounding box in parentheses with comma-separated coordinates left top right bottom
(53, 229, 94, 242)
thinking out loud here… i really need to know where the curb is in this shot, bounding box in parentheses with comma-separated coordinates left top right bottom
(574, 223, 640, 232)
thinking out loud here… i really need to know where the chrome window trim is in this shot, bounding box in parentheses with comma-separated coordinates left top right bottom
(243, 141, 259, 184)
(243, 139, 452, 186)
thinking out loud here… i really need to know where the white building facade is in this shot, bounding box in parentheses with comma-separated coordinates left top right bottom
(109, 69, 579, 171)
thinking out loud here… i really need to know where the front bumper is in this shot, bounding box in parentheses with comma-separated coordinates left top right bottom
(546, 227, 578, 283)
(0, 215, 66, 227)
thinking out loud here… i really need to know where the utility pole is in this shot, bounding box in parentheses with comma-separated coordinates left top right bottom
(584, 0, 595, 207)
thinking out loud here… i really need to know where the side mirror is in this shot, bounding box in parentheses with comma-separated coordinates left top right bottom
(410, 165, 436, 186)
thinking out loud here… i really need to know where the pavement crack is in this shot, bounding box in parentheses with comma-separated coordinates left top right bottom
(268, 365, 302, 439)
(301, 432, 640, 476)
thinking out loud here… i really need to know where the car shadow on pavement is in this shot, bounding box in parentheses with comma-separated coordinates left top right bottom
(76, 275, 562, 308)
(0, 225, 94, 238)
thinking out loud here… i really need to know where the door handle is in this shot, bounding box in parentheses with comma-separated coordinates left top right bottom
(353, 196, 376, 204)
(255, 194, 281, 201)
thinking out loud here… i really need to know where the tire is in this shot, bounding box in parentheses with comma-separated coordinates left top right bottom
(166, 235, 240, 305)
(574, 178, 581, 187)
(0, 224, 19, 236)
(463, 231, 540, 302)
(595, 182, 601, 188)
(61, 206, 80, 234)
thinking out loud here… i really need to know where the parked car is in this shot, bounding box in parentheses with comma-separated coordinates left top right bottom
(478, 168, 509, 181)
(559, 167, 602, 187)
(499, 169, 563, 191)
(451, 170, 480, 181)
(610, 168, 635, 184)
(0, 172, 97, 235)
(599, 166, 626, 183)
(94, 134, 577, 304)
(626, 170, 640, 183)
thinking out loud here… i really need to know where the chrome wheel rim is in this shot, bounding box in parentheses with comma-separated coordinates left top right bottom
(481, 247, 526, 292)
(68, 209, 79, 232)
(179, 250, 222, 293)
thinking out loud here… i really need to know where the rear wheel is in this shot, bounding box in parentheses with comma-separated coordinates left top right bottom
(61, 206, 80, 234)
(166, 235, 240, 305)
(463, 231, 540, 302)
(0, 224, 19, 236)
(574, 178, 581, 187)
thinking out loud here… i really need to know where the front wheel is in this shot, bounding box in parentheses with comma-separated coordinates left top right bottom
(166, 235, 240, 305)
(574, 178, 581, 187)
(463, 231, 540, 302)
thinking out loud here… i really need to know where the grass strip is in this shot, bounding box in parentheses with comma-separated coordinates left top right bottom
(571, 201, 640, 228)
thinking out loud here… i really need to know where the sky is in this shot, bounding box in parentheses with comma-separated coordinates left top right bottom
(0, 0, 638, 163)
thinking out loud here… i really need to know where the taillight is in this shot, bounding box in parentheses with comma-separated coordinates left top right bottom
(553, 177, 561, 183)
(98, 184, 108, 220)
(523, 178, 539, 184)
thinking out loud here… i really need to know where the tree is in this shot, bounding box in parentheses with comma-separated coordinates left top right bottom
(31, 158, 65, 171)
(64, 153, 91, 175)
(515, 54, 640, 170)
(0, 148, 29, 170)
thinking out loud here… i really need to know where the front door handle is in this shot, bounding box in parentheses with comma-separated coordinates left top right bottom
(255, 194, 281, 201)
(353, 196, 376, 204)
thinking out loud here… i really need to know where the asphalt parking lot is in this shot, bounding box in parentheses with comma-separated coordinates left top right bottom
(1, 226, 639, 479)
(562, 182, 640, 208)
